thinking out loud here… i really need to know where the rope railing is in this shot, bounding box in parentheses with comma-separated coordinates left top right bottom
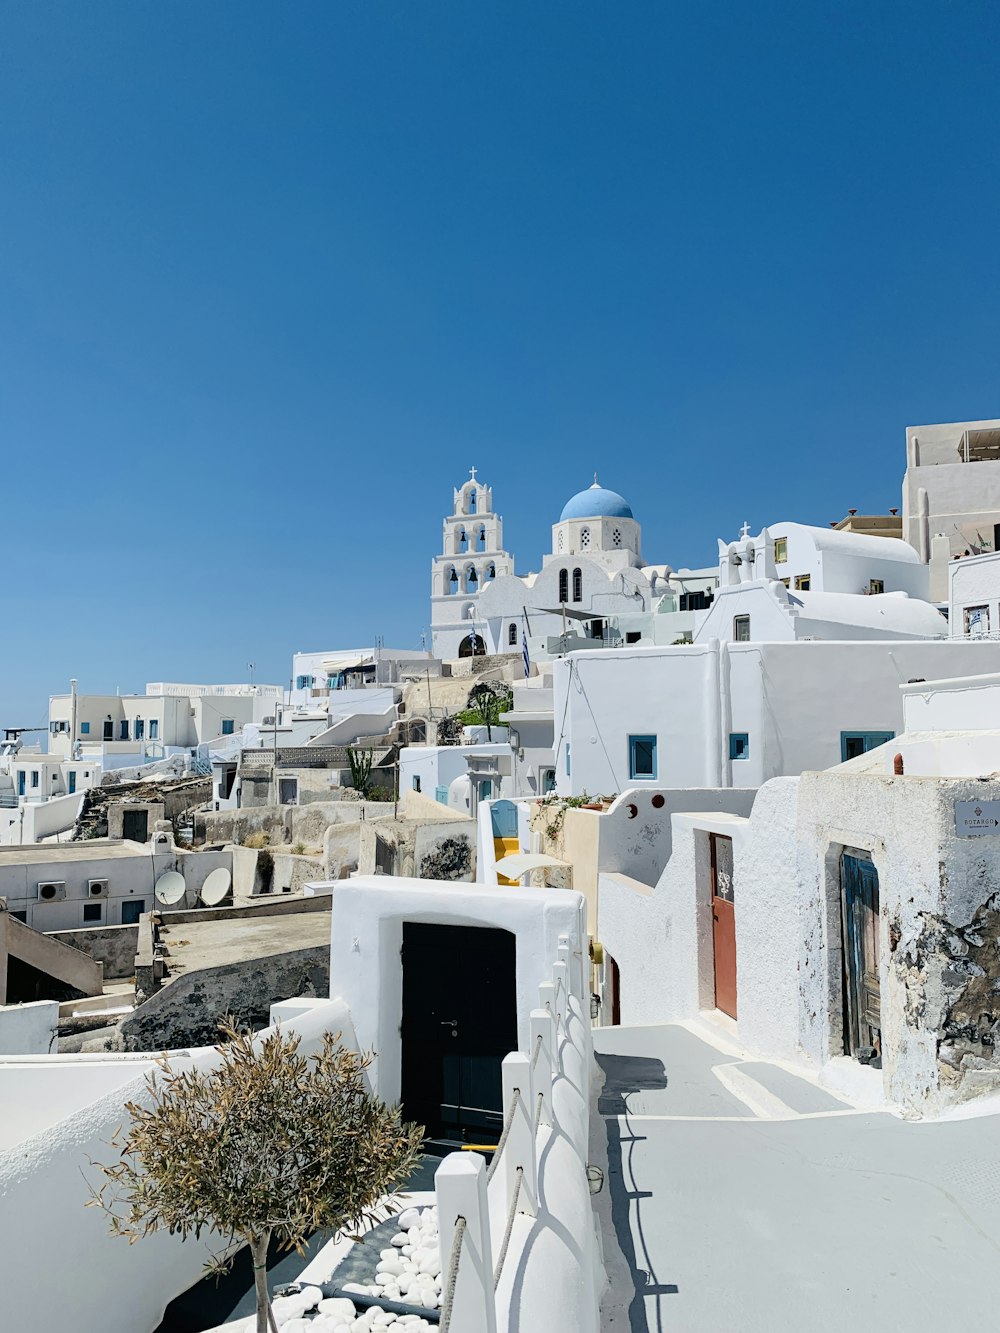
(485, 1085, 521, 1184)
(530, 1031, 543, 1070)
(535, 1090, 545, 1132)
(438, 1214, 467, 1333)
(493, 1166, 524, 1288)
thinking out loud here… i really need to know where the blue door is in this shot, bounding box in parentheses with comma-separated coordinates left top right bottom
(17, 771, 25, 797)
(490, 799, 519, 839)
(68, 771, 76, 794)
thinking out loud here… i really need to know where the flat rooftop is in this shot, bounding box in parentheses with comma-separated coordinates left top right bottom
(158, 905, 332, 978)
(0, 839, 150, 864)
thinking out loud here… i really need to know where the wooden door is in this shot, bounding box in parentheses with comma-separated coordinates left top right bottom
(122, 808, 148, 842)
(710, 833, 737, 1019)
(841, 851, 881, 1059)
(400, 923, 517, 1149)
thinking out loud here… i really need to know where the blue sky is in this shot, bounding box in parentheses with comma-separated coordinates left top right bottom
(2, 2, 999, 723)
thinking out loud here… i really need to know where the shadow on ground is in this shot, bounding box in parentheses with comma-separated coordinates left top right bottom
(597, 1052, 678, 1333)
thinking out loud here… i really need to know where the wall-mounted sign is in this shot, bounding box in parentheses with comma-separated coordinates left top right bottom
(955, 800, 1000, 836)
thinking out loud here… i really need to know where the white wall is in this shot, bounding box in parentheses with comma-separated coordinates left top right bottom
(399, 744, 512, 803)
(949, 551, 1000, 635)
(328, 877, 585, 1107)
(0, 999, 355, 1333)
(0, 1001, 59, 1057)
(902, 673, 1000, 733)
(554, 638, 1000, 797)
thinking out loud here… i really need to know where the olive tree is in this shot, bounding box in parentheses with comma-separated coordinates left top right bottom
(90, 1021, 423, 1333)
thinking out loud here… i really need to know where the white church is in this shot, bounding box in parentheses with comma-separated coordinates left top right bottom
(430, 470, 716, 661)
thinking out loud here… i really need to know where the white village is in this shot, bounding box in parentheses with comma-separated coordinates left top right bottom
(4, 416, 1000, 1331)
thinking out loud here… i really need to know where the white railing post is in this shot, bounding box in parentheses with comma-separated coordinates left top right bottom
(501, 1052, 538, 1216)
(538, 979, 555, 1016)
(530, 1007, 555, 1127)
(552, 960, 569, 1026)
(436, 1152, 497, 1333)
(558, 933, 579, 998)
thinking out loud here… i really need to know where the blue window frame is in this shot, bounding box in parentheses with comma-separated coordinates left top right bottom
(80, 721, 90, 735)
(134, 719, 144, 739)
(31, 770, 39, 788)
(729, 733, 750, 761)
(841, 731, 895, 762)
(149, 719, 158, 739)
(565, 743, 571, 776)
(628, 734, 657, 780)
(412, 775, 421, 792)
(221, 719, 235, 735)
(119, 720, 129, 741)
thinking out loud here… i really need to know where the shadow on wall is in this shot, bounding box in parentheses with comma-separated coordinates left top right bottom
(595, 1052, 678, 1333)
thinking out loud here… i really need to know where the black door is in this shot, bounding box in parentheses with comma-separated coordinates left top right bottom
(122, 808, 149, 842)
(401, 923, 517, 1149)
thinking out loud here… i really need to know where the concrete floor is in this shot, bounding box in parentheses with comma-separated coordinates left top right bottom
(158, 910, 332, 977)
(593, 1022, 1000, 1333)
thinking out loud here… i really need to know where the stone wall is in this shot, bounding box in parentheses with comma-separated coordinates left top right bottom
(48, 924, 140, 981)
(119, 946, 329, 1050)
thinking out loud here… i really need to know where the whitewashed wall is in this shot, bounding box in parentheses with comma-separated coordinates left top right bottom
(0, 999, 355, 1333)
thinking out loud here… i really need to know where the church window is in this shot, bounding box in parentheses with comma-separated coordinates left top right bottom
(794, 574, 811, 591)
(458, 528, 468, 553)
(572, 568, 583, 602)
(774, 537, 788, 564)
(508, 623, 518, 646)
(558, 569, 569, 602)
(448, 566, 458, 594)
(558, 530, 565, 552)
(612, 527, 622, 547)
(580, 527, 591, 549)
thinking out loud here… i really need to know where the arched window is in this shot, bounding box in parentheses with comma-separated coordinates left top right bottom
(465, 565, 479, 592)
(558, 569, 569, 602)
(508, 622, 518, 646)
(447, 566, 458, 594)
(486, 562, 496, 580)
(458, 528, 468, 553)
(477, 525, 486, 551)
(572, 567, 583, 602)
(580, 526, 591, 549)
(469, 489, 477, 514)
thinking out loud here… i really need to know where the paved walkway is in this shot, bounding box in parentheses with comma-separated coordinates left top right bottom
(593, 1022, 1000, 1333)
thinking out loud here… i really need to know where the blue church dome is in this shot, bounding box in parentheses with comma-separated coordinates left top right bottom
(559, 480, 634, 522)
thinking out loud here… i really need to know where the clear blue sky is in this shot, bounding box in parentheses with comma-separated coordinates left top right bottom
(2, 2, 999, 724)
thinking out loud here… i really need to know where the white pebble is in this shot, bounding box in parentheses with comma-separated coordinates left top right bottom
(397, 1207, 422, 1230)
(319, 1298, 357, 1320)
(390, 1232, 408, 1247)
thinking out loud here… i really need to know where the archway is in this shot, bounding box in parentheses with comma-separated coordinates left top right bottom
(458, 633, 486, 658)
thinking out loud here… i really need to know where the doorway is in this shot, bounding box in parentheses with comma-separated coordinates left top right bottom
(710, 833, 737, 1019)
(400, 922, 517, 1149)
(122, 808, 149, 842)
(458, 634, 486, 658)
(840, 850, 881, 1062)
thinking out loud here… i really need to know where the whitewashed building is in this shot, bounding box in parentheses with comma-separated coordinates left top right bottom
(431, 472, 719, 662)
(551, 522, 1000, 798)
(903, 416, 1000, 601)
(597, 673, 1000, 1117)
(948, 548, 1000, 639)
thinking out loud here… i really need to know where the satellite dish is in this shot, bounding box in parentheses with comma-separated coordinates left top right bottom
(154, 870, 186, 906)
(200, 867, 232, 907)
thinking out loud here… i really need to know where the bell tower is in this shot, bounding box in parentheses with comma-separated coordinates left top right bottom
(431, 469, 515, 659)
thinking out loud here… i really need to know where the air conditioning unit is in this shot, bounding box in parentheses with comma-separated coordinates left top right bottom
(88, 879, 109, 898)
(37, 881, 66, 902)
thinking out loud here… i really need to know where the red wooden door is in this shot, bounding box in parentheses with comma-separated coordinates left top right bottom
(711, 834, 737, 1019)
